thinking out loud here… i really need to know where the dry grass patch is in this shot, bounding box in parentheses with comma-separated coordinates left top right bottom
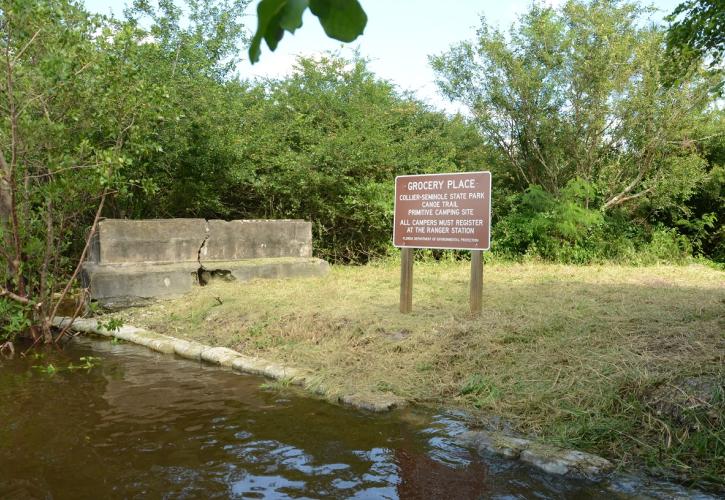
(115, 261, 724, 483)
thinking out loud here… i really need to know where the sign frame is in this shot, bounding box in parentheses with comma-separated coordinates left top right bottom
(393, 171, 492, 251)
(393, 171, 492, 315)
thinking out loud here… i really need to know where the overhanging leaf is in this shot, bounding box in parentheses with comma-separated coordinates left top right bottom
(249, 0, 310, 63)
(309, 0, 367, 42)
(249, 0, 286, 63)
(279, 0, 308, 31)
(249, 0, 367, 63)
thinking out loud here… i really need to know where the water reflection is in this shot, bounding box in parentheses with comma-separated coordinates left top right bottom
(0, 338, 708, 499)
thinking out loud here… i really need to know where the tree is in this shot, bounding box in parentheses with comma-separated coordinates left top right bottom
(105, 0, 250, 219)
(431, 0, 718, 216)
(1, 0, 129, 346)
(666, 0, 725, 71)
(221, 54, 490, 262)
(0, 0, 249, 347)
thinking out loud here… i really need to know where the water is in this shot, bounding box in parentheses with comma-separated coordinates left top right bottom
(0, 338, 710, 499)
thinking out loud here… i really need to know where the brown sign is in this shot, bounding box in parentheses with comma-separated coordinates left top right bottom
(393, 172, 491, 250)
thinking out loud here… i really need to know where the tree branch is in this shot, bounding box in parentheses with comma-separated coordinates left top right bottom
(12, 28, 42, 66)
(47, 188, 107, 323)
(0, 286, 29, 305)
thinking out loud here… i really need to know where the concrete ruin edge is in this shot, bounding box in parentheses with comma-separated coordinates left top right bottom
(82, 219, 329, 307)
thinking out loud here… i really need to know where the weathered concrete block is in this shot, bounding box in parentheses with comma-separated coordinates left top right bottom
(202, 220, 312, 262)
(81, 262, 198, 302)
(92, 219, 208, 264)
(227, 258, 330, 282)
(231, 356, 273, 377)
(520, 446, 614, 477)
(200, 347, 242, 367)
(82, 218, 327, 305)
(457, 431, 530, 459)
(173, 340, 207, 360)
(458, 430, 614, 479)
(338, 393, 407, 412)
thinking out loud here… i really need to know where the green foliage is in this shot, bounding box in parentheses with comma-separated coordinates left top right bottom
(249, 0, 366, 63)
(0, 0, 118, 342)
(431, 0, 717, 212)
(0, 0, 252, 340)
(495, 179, 604, 262)
(104, 0, 250, 218)
(636, 227, 693, 264)
(432, 0, 723, 263)
(33, 363, 57, 375)
(657, 112, 725, 261)
(493, 176, 702, 264)
(199, 54, 489, 262)
(666, 0, 725, 71)
(0, 299, 31, 343)
(99, 317, 124, 333)
(33, 355, 100, 375)
(67, 356, 101, 370)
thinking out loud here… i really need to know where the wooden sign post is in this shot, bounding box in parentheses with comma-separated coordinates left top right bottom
(469, 250, 483, 314)
(393, 172, 491, 315)
(400, 247, 414, 313)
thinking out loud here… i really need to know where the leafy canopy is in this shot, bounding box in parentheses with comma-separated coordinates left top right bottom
(666, 0, 725, 69)
(431, 0, 717, 214)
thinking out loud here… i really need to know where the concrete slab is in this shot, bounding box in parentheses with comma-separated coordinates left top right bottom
(92, 219, 207, 264)
(202, 220, 312, 262)
(82, 258, 329, 307)
(82, 219, 328, 305)
(81, 262, 198, 303)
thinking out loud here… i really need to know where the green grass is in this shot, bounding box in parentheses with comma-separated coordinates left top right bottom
(115, 259, 724, 485)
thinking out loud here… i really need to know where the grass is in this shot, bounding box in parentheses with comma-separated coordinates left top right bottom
(114, 259, 724, 485)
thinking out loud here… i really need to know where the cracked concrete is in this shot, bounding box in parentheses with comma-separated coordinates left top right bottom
(81, 219, 329, 306)
(196, 229, 211, 285)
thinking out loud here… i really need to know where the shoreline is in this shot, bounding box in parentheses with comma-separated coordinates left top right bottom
(52, 314, 723, 497)
(51, 316, 614, 481)
(52, 317, 407, 412)
(78, 261, 724, 488)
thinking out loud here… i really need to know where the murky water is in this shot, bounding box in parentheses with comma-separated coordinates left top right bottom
(0, 338, 713, 499)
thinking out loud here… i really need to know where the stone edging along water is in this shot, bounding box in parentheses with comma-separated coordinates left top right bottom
(52, 317, 406, 413)
(52, 316, 614, 480)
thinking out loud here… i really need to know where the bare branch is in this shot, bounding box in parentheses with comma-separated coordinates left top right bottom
(5, 33, 25, 296)
(54, 289, 88, 344)
(47, 188, 108, 323)
(26, 163, 101, 180)
(0, 286, 29, 305)
(666, 132, 725, 144)
(602, 169, 654, 211)
(0, 341, 14, 357)
(12, 28, 42, 66)
(39, 198, 53, 304)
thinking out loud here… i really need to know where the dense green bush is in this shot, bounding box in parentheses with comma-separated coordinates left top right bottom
(229, 57, 490, 262)
(101, 0, 723, 266)
(492, 177, 706, 264)
(432, 0, 723, 264)
(119, 54, 491, 262)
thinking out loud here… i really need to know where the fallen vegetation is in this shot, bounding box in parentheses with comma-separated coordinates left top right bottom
(114, 260, 724, 485)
